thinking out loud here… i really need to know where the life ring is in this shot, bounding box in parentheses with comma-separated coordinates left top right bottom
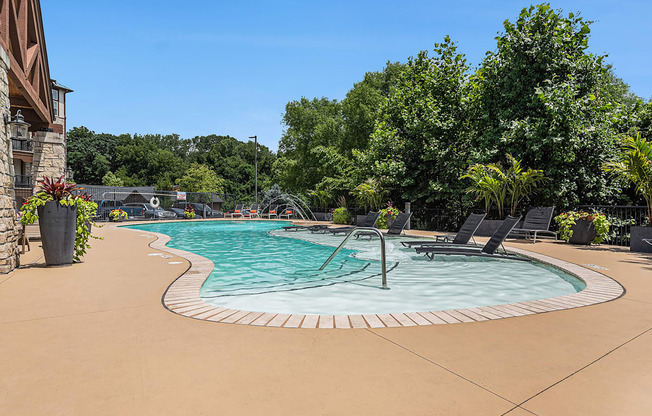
(149, 196, 160, 208)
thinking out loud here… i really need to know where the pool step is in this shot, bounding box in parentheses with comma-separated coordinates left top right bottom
(202, 259, 382, 297)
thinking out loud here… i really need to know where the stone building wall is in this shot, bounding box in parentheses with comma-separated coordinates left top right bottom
(32, 130, 66, 181)
(0, 46, 18, 274)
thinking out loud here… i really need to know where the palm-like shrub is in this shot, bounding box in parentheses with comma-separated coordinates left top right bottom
(504, 154, 548, 217)
(460, 163, 506, 218)
(352, 178, 385, 212)
(461, 155, 546, 218)
(604, 133, 652, 223)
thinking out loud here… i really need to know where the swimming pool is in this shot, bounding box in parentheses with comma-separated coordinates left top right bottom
(127, 220, 587, 315)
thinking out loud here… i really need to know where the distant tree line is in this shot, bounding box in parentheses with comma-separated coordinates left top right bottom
(274, 4, 652, 214)
(67, 128, 275, 201)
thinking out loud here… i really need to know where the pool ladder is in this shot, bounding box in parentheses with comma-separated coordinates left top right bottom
(319, 227, 388, 290)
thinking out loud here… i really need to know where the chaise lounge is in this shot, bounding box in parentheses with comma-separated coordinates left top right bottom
(401, 212, 486, 248)
(508, 206, 556, 243)
(414, 215, 526, 260)
(354, 212, 413, 239)
(326, 211, 381, 235)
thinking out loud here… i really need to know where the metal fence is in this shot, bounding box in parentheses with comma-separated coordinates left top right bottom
(75, 185, 236, 221)
(409, 204, 649, 247)
(577, 205, 649, 246)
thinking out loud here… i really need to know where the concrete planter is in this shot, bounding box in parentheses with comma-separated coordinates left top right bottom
(568, 219, 596, 245)
(630, 226, 652, 253)
(37, 201, 77, 266)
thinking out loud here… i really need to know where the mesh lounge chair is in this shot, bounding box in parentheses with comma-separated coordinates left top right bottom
(415, 215, 526, 260)
(401, 213, 486, 248)
(246, 204, 261, 218)
(282, 224, 329, 232)
(354, 212, 412, 239)
(228, 204, 244, 218)
(267, 204, 278, 219)
(326, 211, 380, 235)
(509, 206, 556, 243)
(279, 207, 294, 219)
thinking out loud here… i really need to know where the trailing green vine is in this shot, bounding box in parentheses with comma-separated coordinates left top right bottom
(554, 211, 610, 245)
(19, 176, 100, 262)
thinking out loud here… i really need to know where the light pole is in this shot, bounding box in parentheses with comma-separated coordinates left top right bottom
(248, 135, 258, 205)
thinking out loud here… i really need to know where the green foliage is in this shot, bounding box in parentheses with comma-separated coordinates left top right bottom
(358, 36, 472, 210)
(352, 178, 385, 212)
(554, 211, 611, 244)
(461, 155, 546, 218)
(332, 207, 352, 224)
(603, 133, 652, 222)
(20, 177, 99, 262)
(66, 128, 274, 201)
(472, 4, 621, 208)
(503, 155, 548, 217)
(461, 163, 506, 216)
(101, 171, 124, 187)
(183, 206, 196, 219)
(109, 209, 127, 221)
(308, 188, 333, 210)
(178, 163, 226, 194)
(376, 203, 400, 229)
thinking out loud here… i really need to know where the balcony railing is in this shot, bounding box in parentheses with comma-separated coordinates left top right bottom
(14, 175, 33, 189)
(11, 138, 33, 152)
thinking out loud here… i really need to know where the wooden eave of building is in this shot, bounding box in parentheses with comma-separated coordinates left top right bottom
(0, 0, 54, 127)
(12, 149, 33, 162)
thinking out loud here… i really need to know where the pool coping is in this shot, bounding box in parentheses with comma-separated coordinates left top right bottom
(120, 222, 625, 329)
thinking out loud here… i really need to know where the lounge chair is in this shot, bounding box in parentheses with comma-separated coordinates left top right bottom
(228, 204, 244, 218)
(354, 212, 412, 239)
(267, 204, 278, 219)
(401, 213, 486, 248)
(414, 215, 526, 260)
(282, 224, 329, 232)
(326, 211, 380, 235)
(246, 204, 261, 218)
(509, 206, 556, 243)
(279, 207, 294, 219)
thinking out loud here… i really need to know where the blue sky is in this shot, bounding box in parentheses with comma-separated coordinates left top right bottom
(42, 1, 651, 151)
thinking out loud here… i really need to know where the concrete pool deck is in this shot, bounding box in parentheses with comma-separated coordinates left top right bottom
(1, 220, 651, 415)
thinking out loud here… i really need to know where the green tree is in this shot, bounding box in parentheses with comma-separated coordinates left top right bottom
(178, 163, 226, 194)
(472, 4, 621, 208)
(101, 171, 124, 187)
(358, 36, 472, 209)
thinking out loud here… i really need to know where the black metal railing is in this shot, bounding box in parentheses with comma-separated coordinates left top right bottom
(14, 175, 33, 188)
(577, 205, 650, 246)
(11, 138, 33, 152)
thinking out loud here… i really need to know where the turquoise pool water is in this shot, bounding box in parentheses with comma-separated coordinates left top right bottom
(126, 221, 586, 315)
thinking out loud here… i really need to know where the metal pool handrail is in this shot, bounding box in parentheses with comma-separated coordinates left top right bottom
(319, 227, 388, 290)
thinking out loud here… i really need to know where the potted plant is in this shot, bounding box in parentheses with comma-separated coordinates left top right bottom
(377, 202, 400, 229)
(20, 176, 99, 266)
(554, 211, 610, 245)
(603, 133, 652, 253)
(184, 206, 196, 219)
(109, 209, 128, 222)
(332, 207, 352, 224)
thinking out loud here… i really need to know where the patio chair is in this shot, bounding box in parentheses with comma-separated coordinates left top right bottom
(509, 206, 556, 243)
(267, 204, 278, 219)
(279, 207, 294, 219)
(326, 211, 380, 235)
(246, 204, 261, 218)
(282, 224, 330, 232)
(354, 212, 412, 239)
(401, 213, 486, 248)
(415, 215, 526, 260)
(228, 204, 244, 218)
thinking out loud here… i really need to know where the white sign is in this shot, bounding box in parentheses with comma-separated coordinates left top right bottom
(176, 191, 186, 201)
